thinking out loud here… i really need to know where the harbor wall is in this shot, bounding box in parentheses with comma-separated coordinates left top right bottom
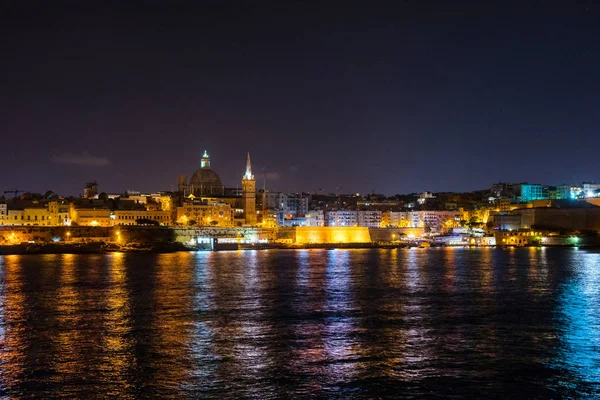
(292, 226, 371, 244)
(369, 227, 424, 242)
(0, 226, 276, 245)
(0, 226, 382, 245)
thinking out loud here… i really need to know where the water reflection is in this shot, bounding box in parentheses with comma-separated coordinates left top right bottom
(101, 252, 135, 398)
(323, 250, 360, 385)
(0, 249, 597, 398)
(553, 252, 600, 395)
(0, 255, 27, 393)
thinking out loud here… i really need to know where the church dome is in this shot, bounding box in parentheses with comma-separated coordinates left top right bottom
(190, 168, 223, 186)
(187, 151, 225, 196)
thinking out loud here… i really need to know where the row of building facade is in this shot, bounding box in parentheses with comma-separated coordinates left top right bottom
(4, 152, 600, 237)
(0, 196, 465, 233)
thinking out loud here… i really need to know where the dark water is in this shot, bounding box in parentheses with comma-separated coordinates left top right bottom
(0, 248, 598, 399)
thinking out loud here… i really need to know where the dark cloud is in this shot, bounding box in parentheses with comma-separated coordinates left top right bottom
(51, 152, 111, 167)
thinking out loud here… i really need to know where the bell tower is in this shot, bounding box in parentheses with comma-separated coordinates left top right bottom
(242, 152, 256, 225)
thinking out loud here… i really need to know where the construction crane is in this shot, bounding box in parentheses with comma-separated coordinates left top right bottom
(3, 188, 27, 198)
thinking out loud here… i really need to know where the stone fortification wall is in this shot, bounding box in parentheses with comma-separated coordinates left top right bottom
(520, 208, 600, 231)
(0, 226, 110, 244)
(542, 236, 600, 246)
(0, 226, 276, 245)
(1, 226, 424, 246)
(369, 227, 424, 242)
(288, 226, 371, 244)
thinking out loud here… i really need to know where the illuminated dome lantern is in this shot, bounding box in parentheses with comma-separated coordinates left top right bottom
(189, 151, 225, 196)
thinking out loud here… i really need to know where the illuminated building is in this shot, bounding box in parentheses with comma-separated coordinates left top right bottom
(326, 210, 357, 226)
(494, 230, 543, 247)
(257, 191, 281, 211)
(547, 185, 570, 200)
(494, 198, 511, 212)
(257, 191, 310, 226)
(258, 209, 279, 227)
(582, 182, 600, 198)
(111, 210, 172, 226)
(382, 210, 459, 232)
(305, 210, 325, 226)
(357, 210, 382, 227)
(292, 226, 371, 244)
(324, 210, 381, 228)
(382, 211, 411, 228)
(409, 211, 460, 231)
(47, 201, 71, 225)
(70, 207, 111, 226)
(179, 151, 225, 196)
(5, 201, 70, 226)
(0, 203, 7, 225)
(520, 184, 545, 202)
(284, 194, 309, 216)
(7, 210, 24, 224)
(150, 194, 173, 211)
(22, 208, 52, 225)
(175, 200, 234, 227)
(281, 210, 325, 227)
(242, 153, 256, 225)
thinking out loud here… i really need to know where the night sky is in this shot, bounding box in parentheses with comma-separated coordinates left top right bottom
(2, 2, 599, 196)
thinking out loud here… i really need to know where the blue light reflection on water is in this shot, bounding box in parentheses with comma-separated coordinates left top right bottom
(552, 251, 600, 394)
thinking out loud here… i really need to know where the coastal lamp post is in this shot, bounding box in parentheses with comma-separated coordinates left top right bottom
(116, 230, 121, 243)
(66, 231, 71, 242)
(392, 233, 396, 242)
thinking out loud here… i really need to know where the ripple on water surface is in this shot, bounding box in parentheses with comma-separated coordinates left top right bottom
(0, 248, 598, 398)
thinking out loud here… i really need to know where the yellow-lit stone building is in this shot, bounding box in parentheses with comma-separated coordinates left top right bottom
(7, 210, 25, 225)
(70, 207, 111, 226)
(111, 210, 172, 226)
(381, 211, 411, 228)
(5, 201, 70, 226)
(0, 203, 7, 225)
(152, 195, 173, 212)
(176, 200, 234, 227)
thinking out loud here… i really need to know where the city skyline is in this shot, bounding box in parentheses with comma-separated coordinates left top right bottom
(2, 3, 600, 195)
(1, 146, 599, 198)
